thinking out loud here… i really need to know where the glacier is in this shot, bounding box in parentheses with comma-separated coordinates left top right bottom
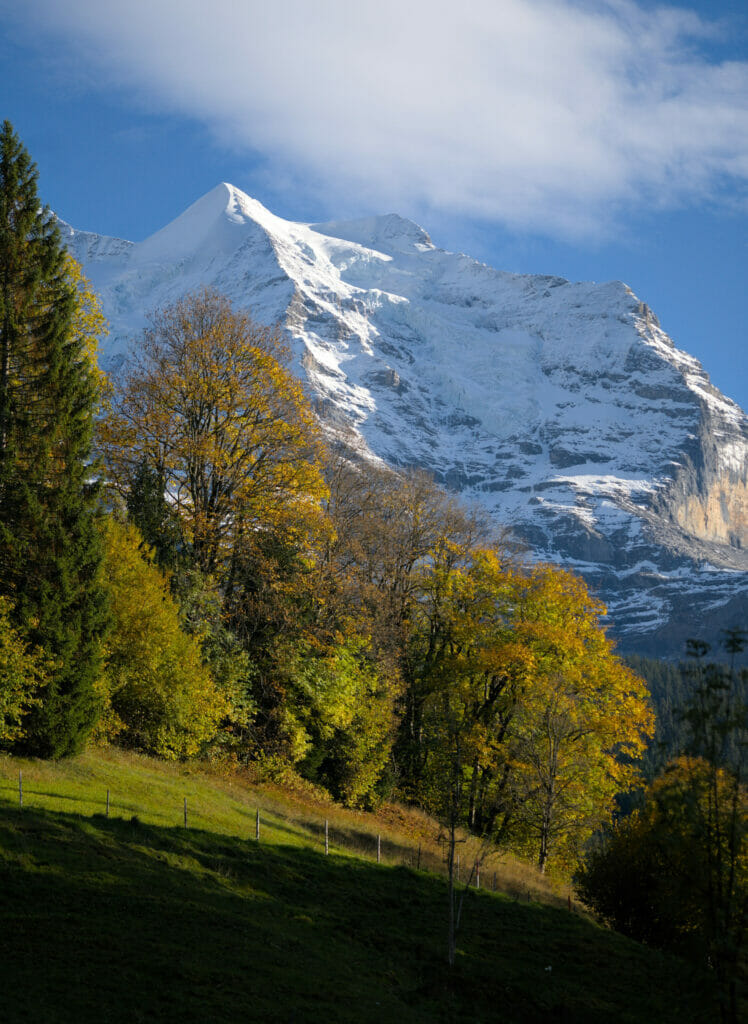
(59, 183, 748, 657)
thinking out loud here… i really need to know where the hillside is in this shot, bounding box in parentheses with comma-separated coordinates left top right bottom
(0, 749, 714, 1023)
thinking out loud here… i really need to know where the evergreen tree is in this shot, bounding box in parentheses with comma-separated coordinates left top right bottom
(0, 120, 108, 757)
(125, 457, 184, 574)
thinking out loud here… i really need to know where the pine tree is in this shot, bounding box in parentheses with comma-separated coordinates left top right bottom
(125, 457, 184, 574)
(0, 121, 108, 757)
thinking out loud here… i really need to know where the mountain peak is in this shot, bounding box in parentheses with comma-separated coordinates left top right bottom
(135, 182, 280, 263)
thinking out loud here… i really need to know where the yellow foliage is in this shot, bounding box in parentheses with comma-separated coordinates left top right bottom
(418, 549, 654, 871)
(100, 289, 327, 577)
(99, 518, 227, 759)
(273, 636, 400, 806)
(62, 252, 110, 407)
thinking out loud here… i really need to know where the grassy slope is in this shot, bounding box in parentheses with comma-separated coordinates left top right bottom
(0, 750, 715, 1023)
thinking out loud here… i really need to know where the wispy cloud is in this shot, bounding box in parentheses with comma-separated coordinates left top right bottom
(9, 0, 748, 237)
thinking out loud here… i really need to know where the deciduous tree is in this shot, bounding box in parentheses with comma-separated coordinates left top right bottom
(577, 632, 747, 1023)
(278, 635, 399, 806)
(101, 288, 327, 579)
(99, 518, 228, 759)
(506, 566, 653, 872)
(322, 457, 491, 790)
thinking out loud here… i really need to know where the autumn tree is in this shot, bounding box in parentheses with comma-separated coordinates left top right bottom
(411, 548, 534, 964)
(99, 518, 228, 759)
(578, 632, 747, 1021)
(322, 457, 488, 640)
(101, 288, 328, 579)
(505, 566, 653, 872)
(416, 553, 652, 860)
(321, 456, 492, 789)
(0, 121, 108, 757)
(577, 757, 746, 1021)
(64, 251, 110, 404)
(411, 550, 652, 962)
(101, 289, 350, 770)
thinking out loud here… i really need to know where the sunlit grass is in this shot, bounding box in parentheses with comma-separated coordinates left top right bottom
(0, 746, 566, 905)
(0, 746, 717, 1023)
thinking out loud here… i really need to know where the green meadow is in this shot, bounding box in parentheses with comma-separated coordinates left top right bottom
(0, 749, 714, 1023)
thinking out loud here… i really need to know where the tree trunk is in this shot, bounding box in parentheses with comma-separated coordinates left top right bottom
(447, 818, 456, 967)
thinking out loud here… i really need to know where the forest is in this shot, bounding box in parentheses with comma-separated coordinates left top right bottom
(0, 120, 745, 1019)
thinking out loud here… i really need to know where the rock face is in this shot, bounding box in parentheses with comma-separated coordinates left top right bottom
(60, 183, 748, 657)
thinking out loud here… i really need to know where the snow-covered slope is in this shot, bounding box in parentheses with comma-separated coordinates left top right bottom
(61, 183, 748, 656)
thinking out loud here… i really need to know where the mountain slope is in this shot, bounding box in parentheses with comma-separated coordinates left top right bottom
(60, 184, 748, 655)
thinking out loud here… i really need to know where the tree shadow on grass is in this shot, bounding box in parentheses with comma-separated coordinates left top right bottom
(0, 804, 716, 1024)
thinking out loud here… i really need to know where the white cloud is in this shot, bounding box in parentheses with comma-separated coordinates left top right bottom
(10, 0, 748, 237)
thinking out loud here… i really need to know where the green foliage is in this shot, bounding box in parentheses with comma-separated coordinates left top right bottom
(173, 567, 257, 755)
(0, 121, 108, 757)
(0, 597, 48, 745)
(681, 632, 748, 773)
(125, 457, 184, 574)
(100, 519, 228, 759)
(625, 651, 748, 781)
(284, 637, 399, 806)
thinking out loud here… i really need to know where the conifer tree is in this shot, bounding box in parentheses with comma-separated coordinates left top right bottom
(0, 121, 108, 757)
(125, 457, 184, 574)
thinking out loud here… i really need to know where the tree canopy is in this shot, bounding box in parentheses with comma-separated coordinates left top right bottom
(101, 288, 327, 578)
(99, 518, 227, 759)
(415, 552, 653, 871)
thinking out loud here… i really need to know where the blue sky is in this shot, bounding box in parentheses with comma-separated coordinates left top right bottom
(2, 0, 747, 410)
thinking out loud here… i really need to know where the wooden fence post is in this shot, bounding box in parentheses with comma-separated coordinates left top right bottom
(492, 872, 497, 892)
(106, 789, 110, 818)
(377, 834, 381, 864)
(18, 770, 22, 808)
(476, 862, 480, 889)
(417, 844, 421, 871)
(183, 797, 188, 828)
(325, 819, 329, 855)
(256, 808, 260, 841)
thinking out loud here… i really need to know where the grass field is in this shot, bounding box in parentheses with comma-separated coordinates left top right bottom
(0, 749, 716, 1022)
(0, 747, 568, 903)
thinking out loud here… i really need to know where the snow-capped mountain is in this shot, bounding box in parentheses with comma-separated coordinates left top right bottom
(59, 183, 748, 657)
